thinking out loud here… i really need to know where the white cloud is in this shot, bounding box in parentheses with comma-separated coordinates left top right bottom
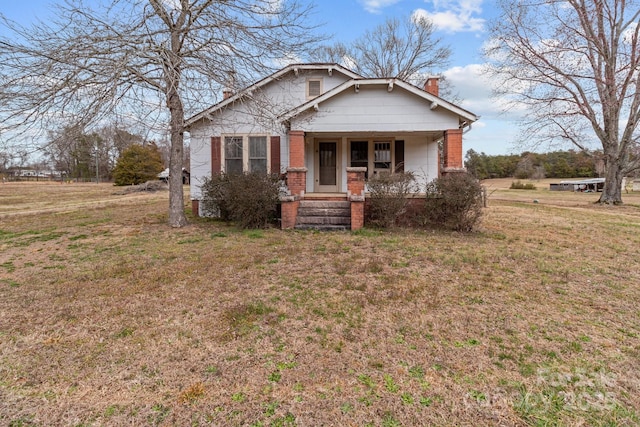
(359, 0, 402, 14)
(444, 63, 526, 119)
(444, 63, 525, 154)
(413, 0, 484, 33)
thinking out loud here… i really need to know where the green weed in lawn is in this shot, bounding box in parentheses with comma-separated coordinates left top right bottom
(231, 392, 246, 403)
(383, 374, 399, 393)
(401, 392, 414, 405)
(1, 261, 16, 273)
(268, 371, 282, 383)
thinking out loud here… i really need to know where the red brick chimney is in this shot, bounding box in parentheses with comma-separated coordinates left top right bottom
(223, 70, 237, 100)
(424, 77, 439, 97)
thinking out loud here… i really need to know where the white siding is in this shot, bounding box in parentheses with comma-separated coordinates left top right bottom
(403, 136, 439, 188)
(188, 69, 353, 200)
(290, 85, 460, 133)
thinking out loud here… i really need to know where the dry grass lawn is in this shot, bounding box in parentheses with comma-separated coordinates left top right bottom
(0, 181, 639, 426)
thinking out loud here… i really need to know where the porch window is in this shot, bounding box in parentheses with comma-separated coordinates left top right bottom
(374, 142, 391, 170)
(224, 136, 244, 174)
(349, 140, 402, 176)
(249, 136, 267, 173)
(350, 141, 369, 178)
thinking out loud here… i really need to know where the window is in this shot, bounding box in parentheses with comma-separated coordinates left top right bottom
(349, 139, 400, 176)
(249, 136, 267, 173)
(350, 141, 369, 178)
(225, 136, 243, 174)
(307, 79, 322, 99)
(374, 142, 391, 170)
(223, 135, 269, 173)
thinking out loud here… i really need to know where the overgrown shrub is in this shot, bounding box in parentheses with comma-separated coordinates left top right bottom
(200, 173, 232, 220)
(510, 180, 537, 190)
(113, 143, 164, 186)
(201, 172, 280, 229)
(367, 172, 418, 228)
(422, 172, 483, 232)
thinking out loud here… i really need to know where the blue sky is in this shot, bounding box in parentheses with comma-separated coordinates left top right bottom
(1, 0, 521, 155)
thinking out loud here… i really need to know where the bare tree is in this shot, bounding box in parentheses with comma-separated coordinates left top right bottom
(0, 0, 321, 226)
(356, 16, 450, 81)
(485, 0, 640, 204)
(333, 15, 451, 82)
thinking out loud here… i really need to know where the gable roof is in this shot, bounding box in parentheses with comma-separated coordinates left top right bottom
(278, 78, 479, 125)
(185, 63, 363, 127)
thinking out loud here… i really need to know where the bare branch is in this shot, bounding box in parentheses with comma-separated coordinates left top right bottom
(0, 0, 324, 226)
(485, 0, 640, 203)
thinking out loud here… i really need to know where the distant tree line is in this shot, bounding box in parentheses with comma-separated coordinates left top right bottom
(0, 124, 183, 183)
(464, 149, 605, 180)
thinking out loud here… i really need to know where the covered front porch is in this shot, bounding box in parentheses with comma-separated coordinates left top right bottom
(280, 128, 465, 230)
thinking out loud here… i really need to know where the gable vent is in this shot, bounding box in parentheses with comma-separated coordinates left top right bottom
(308, 80, 321, 97)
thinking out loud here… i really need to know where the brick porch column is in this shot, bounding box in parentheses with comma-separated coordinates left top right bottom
(442, 129, 465, 174)
(289, 130, 305, 168)
(286, 167, 307, 198)
(281, 130, 306, 229)
(286, 129, 307, 197)
(347, 167, 366, 231)
(280, 196, 299, 229)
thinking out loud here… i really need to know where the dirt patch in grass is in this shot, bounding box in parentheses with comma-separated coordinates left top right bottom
(0, 182, 639, 426)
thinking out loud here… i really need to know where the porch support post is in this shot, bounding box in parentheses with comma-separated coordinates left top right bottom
(286, 129, 307, 197)
(281, 130, 307, 229)
(347, 167, 367, 231)
(286, 167, 307, 198)
(289, 130, 305, 169)
(442, 129, 465, 175)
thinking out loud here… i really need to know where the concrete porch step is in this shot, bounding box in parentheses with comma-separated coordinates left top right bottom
(298, 200, 351, 209)
(295, 199, 351, 231)
(295, 224, 350, 231)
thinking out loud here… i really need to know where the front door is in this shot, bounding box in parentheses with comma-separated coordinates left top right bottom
(315, 141, 339, 192)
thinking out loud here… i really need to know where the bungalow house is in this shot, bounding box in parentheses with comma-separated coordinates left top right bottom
(186, 63, 478, 230)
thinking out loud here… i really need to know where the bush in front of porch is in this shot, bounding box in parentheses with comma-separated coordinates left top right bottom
(366, 172, 419, 228)
(422, 172, 484, 232)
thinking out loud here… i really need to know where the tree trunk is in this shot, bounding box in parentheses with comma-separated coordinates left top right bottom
(167, 91, 188, 228)
(597, 153, 623, 204)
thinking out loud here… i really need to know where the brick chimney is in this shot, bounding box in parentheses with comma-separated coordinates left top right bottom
(223, 69, 237, 100)
(424, 77, 439, 97)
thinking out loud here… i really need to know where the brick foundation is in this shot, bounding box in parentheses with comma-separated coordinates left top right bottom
(191, 199, 200, 217)
(280, 197, 299, 229)
(351, 200, 364, 230)
(346, 167, 366, 230)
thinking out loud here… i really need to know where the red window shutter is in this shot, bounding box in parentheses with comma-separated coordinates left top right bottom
(395, 140, 404, 172)
(211, 136, 221, 174)
(270, 136, 281, 174)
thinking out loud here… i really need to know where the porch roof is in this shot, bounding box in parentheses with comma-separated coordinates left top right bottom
(278, 78, 479, 127)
